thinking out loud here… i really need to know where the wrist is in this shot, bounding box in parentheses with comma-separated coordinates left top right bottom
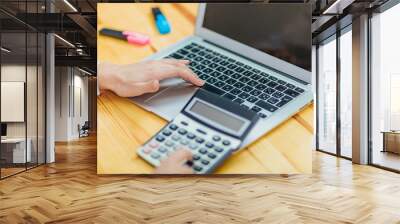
(98, 62, 118, 92)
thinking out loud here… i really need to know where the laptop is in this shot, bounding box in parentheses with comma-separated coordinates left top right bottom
(133, 3, 313, 148)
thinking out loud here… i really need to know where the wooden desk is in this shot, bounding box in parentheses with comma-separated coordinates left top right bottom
(97, 3, 313, 174)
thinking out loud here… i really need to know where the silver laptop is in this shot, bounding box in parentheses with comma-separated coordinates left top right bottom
(133, 3, 313, 148)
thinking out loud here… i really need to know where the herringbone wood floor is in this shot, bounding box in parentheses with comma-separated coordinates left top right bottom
(1, 135, 400, 224)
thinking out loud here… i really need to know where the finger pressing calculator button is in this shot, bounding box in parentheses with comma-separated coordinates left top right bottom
(208, 153, 217, 159)
(169, 124, 178, 130)
(201, 160, 210, 165)
(212, 135, 221, 141)
(193, 155, 201, 160)
(178, 129, 187, 135)
(195, 137, 205, 143)
(205, 142, 214, 148)
(214, 147, 224, 153)
(162, 130, 172, 136)
(171, 135, 181, 141)
(151, 153, 160, 159)
(199, 148, 208, 154)
(187, 133, 196, 139)
(222, 140, 231, 146)
(194, 165, 203, 172)
(156, 135, 165, 142)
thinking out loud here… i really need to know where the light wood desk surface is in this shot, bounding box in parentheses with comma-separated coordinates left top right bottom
(97, 3, 313, 174)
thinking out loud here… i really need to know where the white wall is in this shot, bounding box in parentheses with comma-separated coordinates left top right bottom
(54, 67, 89, 141)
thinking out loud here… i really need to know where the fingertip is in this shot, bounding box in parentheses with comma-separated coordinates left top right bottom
(179, 59, 190, 64)
(150, 80, 160, 92)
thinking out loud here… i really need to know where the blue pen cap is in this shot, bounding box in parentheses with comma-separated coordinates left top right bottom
(152, 7, 170, 34)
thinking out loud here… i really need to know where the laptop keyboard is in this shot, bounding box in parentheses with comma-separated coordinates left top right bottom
(166, 42, 305, 119)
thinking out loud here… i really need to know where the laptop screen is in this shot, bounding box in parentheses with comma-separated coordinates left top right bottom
(202, 3, 311, 72)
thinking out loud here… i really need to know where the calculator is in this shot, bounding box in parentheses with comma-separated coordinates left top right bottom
(137, 89, 259, 174)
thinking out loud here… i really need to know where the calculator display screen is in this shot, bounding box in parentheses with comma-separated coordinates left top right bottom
(189, 100, 245, 133)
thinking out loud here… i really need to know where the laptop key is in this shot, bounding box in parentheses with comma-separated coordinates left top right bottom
(259, 93, 270, 100)
(284, 89, 300, 97)
(258, 113, 267, 118)
(247, 80, 258, 86)
(269, 76, 278, 81)
(259, 78, 269, 84)
(251, 106, 262, 112)
(177, 49, 189, 55)
(210, 71, 220, 77)
(222, 85, 234, 91)
(250, 89, 262, 96)
(252, 68, 261, 73)
(199, 74, 209, 80)
(218, 75, 230, 81)
(230, 88, 242, 95)
(264, 87, 276, 94)
(170, 53, 184, 59)
(277, 80, 287, 85)
(242, 85, 253, 92)
(235, 67, 245, 73)
(233, 98, 245, 104)
(238, 92, 250, 99)
(226, 78, 237, 85)
(239, 77, 250, 83)
(267, 81, 278, 88)
(227, 64, 237, 69)
(223, 93, 236, 100)
(251, 74, 261, 80)
(247, 96, 258, 103)
(231, 73, 242, 79)
(219, 61, 229, 66)
(282, 95, 293, 102)
(275, 85, 287, 92)
(295, 87, 305, 93)
(267, 97, 279, 104)
(272, 92, 284, 99)
(202, 83, 225, 96)
(233, 82, 245, 88)
(207, 77, 218, 84)
(255, 84, 267, 90)
(276, 99, 290, 107)
(216, 66, 227, 72)
(256, 100, 278, 112)
(214, 81, 225, 88)
(224, 70, 235, 76)
(286, 83, 296, 89)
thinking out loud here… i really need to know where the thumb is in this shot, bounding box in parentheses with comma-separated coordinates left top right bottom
(169, 149, 193, 163)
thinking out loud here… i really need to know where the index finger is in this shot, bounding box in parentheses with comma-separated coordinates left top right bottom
(169, 149, 193, 163)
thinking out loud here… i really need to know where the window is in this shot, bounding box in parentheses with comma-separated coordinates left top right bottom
(370, 2, 400, 171)
(317, 36, 337, 154)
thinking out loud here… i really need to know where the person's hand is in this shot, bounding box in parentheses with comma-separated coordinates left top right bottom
(98, 59, 205, 97)
(154, 149, 194, 174)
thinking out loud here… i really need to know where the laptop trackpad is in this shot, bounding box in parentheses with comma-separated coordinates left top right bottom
(145, 84, 197, 121)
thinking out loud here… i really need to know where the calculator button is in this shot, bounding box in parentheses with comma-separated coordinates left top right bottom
(165, 140, 174, 147)
(151, 153, 160, 159)
(180, 139, 189, 145)
(169, 124, 178, 130)
(187, 133, 196, 139)
(212, 135, 221, 141)
(189, 143, 199, 150)
(193, 155, 201, 161)
(158, 147, 167, 153)
(162, 130, 172, 136)
(195, 137, 205, 143)
(180, 121, 189, 126)
(222, 140, 231, 146)
(214, 147, 224, 153)
(196, 129, 207, 135)
(171, 135, 181, 141)
(208, 153, 217, 159)
(193, 165, 203, 172)
(199, 148, 208, 154)
(156, 136, 165, 142)
(143, 147, 152, 154)
(178, 129, 187, 135)
(205, 142, 214, 148)
(149, 141, 159, 148)
(201, 160, 210, 165)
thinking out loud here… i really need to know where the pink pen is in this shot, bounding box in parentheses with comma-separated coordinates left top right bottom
(100, 28, 150, 46)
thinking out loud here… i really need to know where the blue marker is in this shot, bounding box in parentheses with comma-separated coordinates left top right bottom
(152, 7, 170, 35)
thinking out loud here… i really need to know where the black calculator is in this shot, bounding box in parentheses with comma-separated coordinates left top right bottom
(137, 89, 259, 174)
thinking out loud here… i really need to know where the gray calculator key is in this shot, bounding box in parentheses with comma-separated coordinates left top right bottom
(193, 155, 201, 160)
(187, 133, 196, 139)
(222, 140, 231, 146)
(178, 129, 187, 135)
(189, 143, 199, 150)
(169, 124, 178, 130)
(201, 160, 210, 165)
(214, 147, 224, 153)
(162, 130, 172, 136)
(208, 153, 217, 159)
(195, 137, 205, 143)
(171, 135, 181, 141)
(165, 140, 174, 147)
(199, 148, 208, 154)
(156, 135, 165, 142)
(205, 142, 214, 148)
(151, 153, 160, 159)
(212, 135, 221, 141)
(180, 139, 189, 145)
(194, 165, 203, 172)
(158, 147, 167, 153)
